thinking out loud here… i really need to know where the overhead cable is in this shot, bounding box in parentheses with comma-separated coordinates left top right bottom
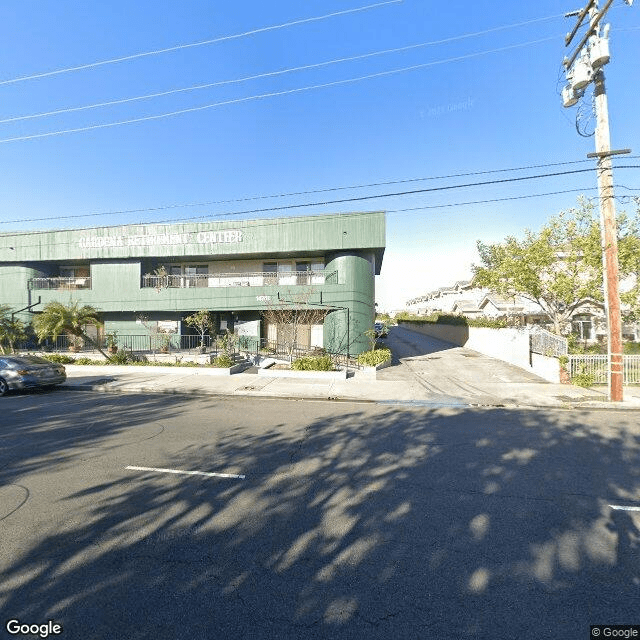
(0, 13, 568, 124)
(0, 156, 624, 225)
(0, 0, 402, 86)
(2, 167, 638, 243)
(0, 37, 558, 144)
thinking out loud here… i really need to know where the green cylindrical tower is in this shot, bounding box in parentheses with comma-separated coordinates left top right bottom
(323, 252, 375, 356)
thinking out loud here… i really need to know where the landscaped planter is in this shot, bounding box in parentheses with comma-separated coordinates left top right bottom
(63, 363, 250, 376)
(258, 367, 347, 380)
(356, 358, 392, 378)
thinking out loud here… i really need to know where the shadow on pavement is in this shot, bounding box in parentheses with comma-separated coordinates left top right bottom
(1, 395, 639, 639)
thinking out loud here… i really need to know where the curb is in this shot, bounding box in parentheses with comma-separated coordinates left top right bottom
(62, 383, 377, 404)
(60, 383, 640, 411)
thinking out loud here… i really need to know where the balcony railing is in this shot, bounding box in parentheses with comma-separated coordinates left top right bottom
(29, 277, 92, 290)
(141, 270, 338, 289)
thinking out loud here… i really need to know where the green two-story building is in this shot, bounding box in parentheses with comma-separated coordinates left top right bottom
(0, 211, 385, 355)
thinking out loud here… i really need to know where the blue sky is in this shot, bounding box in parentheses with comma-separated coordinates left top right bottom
(1, 0, 638, 310)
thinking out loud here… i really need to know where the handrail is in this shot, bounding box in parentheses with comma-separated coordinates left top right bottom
(29, 277, 92, 290)
(140, 270, 338, 288)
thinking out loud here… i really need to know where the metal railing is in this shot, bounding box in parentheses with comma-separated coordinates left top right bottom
(13, 333, 362, 368)
(568, 354, 640, 384)
(530, 328, 568, 356)
(29, 277, 92, 290)
(248, 338, 360, 369)
(141, 270, 338, 289)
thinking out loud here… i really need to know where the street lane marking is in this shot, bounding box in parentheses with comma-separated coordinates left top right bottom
(125, 465, 245, 480)
(609, 505, 640, 511)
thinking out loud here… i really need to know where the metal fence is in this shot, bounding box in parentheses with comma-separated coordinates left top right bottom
(568, 354, 640, 384)
(11, 333, 361, 368)
(14, 334, 215, 355)
(29, 277, 92, 290)
(141, 270, 338, 289)
(530, 329, 568, 356)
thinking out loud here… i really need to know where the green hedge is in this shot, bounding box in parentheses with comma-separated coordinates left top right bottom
(291, 355, 334, 371)
(357, 348, 392, 366)
(399, 313, 507, 329)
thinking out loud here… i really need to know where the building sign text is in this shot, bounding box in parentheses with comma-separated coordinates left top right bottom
(79, 229, 243, 250)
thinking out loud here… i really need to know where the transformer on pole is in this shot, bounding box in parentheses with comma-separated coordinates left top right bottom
(561, 0, 634, 402)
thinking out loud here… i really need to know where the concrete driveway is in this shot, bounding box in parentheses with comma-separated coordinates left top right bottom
(379, 325, 551, 405)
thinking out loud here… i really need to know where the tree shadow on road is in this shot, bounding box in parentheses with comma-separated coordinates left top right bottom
(1, 396, 639, 639)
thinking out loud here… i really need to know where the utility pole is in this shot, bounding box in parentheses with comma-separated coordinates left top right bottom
(562, 0, 634, 402)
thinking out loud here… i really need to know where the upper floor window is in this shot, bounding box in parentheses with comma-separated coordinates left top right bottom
(60, 265, 90, 278)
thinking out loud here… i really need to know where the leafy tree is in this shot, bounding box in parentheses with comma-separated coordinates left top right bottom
(33, 301, 109, 359)
(184, 309, 213, 349)
(261, 289, 327, 361)
(473, 199, 640, 334)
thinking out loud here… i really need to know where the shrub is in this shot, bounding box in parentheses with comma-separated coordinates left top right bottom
(624, 341, 640, 354)
(399, 314, 506, 329)
(41, 354, 75, 364)
(571, 372, 596, 388)
(291, 355, 334, 371)
(357, 348, 392, 367)
(108, 349, 134, 365)
(73, 357, 103, 365)
(212, 354, 234, 368)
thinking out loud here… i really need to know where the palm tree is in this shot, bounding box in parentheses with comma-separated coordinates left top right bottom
(33, 301, 109, 359)
(0, 305, 27, 354)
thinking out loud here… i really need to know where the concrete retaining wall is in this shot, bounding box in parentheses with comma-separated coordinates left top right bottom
(64, 363, 249, 376)
(258, 368, 347, 380)
(530, 353, 561, 383)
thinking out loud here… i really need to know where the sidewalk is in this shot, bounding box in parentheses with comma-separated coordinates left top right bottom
(61, 364, 640, 409)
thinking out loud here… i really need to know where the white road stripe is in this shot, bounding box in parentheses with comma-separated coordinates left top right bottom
(125, 465, 245, 480)
(609, 505, 640, 511)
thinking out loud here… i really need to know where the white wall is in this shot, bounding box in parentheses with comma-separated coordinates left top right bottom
(399, 322, 561, 382)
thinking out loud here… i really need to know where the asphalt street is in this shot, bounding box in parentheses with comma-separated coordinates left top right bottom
(1, 390, 639, 639)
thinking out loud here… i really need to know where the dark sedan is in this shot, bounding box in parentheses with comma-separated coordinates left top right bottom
(0, 355, 66, 396)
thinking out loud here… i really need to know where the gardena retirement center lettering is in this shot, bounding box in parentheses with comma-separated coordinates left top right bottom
(78, 229, 243, 249)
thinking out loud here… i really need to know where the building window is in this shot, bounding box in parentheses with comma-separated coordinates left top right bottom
(572, 314, 593, 340)
(296, 261, 311, 285)
(185, 265, 208, 288)
(59, 266, 90, 278)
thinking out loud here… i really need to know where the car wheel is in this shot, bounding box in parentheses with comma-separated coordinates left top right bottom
(0, 378, 8, 397)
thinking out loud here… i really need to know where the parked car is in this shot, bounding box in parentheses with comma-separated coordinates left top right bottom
(0, 355, 66, 396)
(374, 322, 388, 338)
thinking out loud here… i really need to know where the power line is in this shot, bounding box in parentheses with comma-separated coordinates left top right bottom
(386, 188, 600, 212)
(0, 12, 567, 125)
(1, 156, 634, 226)
(0, 0, 402, 86)
(169, 167, 639, 222)
(0, 37, 559, 144)
(2, 167, 638, 245)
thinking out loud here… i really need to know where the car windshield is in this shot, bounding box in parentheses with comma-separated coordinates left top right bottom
(3, 356, 53, 367)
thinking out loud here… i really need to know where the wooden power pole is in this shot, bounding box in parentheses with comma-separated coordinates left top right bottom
(562, 0, 634, 402)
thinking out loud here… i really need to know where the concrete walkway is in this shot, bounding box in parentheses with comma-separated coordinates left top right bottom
(61, 360, 640, 410)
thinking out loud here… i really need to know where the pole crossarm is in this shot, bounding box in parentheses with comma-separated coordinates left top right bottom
(565, 0, 597, 45)
(587, 148, 632, 158)
(564, 0, 615, 69)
